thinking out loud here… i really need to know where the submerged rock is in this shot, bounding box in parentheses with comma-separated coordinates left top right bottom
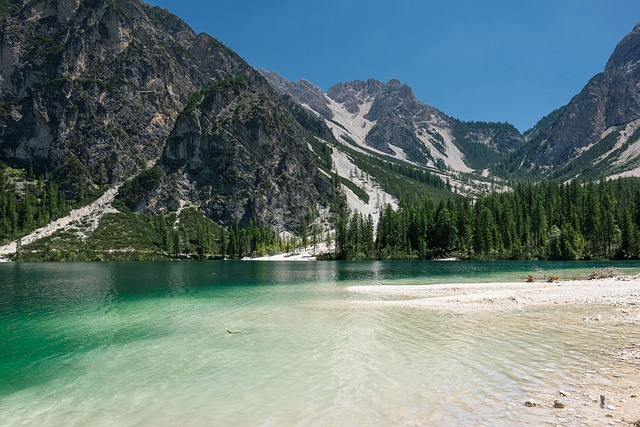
(553, 399, 565, 408)
(524, 399, 537, 407)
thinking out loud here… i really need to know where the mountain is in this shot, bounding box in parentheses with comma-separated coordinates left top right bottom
(516, 23, 640, 179)
(0, 0, 335, 231)
(157, 72, 334, 229)
(0, 0, 246, 186)
(2, 0, 640, 261)
(260, 71, 524, 175)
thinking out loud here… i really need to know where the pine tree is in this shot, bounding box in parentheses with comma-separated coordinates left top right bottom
(619, 207, 638, 258)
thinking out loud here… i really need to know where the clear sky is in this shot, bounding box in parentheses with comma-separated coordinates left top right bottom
(145, 0, 639, 132)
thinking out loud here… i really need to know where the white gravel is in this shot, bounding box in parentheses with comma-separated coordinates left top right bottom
(0, 185, 121, 260)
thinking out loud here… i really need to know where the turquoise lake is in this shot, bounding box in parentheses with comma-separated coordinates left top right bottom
(1, 260, 639, 426)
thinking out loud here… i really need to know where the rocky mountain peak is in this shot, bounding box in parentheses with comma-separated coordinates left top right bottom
(258, 69, 333, 119)
(326, 78, 383, 113)
(262, 71, 524, 173)
(606, 22, 640, 71)
(519, 22, 640, 178)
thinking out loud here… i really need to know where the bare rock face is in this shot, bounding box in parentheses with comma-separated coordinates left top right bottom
(327, 78, 383, 114)
(0, 0, 334, 231)
(161, 72, 333, 230)
(0, 0, 248, 193)
(264, 72, 524, 172)
(522, 23, 640, 175)
(259, 70, 333, 120)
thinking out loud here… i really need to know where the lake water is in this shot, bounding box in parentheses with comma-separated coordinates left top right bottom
(1, 260, 639, 426)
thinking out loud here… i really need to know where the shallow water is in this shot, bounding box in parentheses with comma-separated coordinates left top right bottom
(1, 260, 639, 426)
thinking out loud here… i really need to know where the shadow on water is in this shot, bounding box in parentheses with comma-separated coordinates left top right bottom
(0, 263, 166, 397)
(0, 261, 339, 398)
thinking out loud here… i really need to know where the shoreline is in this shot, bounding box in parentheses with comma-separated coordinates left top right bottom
(348, 275, 640, 426)
(347, 274, 640, 312)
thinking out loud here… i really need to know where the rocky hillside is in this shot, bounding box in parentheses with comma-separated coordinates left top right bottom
(157, 72, 334, 229)
(0, 0, 334, 231)
(260, 71, 524, 175)
(0, 0, 251, 190)
(515, 23, 640, 180)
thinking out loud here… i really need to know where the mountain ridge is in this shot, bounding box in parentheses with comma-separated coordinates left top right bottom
(1, 1, 640, 260)
(515, 22, 640, 179)
(0, 0, 337, 234)
(260, 70, 525, 175)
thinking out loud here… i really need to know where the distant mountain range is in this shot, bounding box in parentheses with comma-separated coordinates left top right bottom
(260, 72, 523, 175)
(1, 0, 640, 241)
(260, 21, 640, 183)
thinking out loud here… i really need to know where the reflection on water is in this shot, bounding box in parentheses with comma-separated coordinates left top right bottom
(0, 261, 639, 426)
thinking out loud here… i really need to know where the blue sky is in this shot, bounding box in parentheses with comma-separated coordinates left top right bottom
(146, 0, 639, 131)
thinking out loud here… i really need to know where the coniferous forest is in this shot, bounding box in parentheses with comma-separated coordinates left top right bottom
(333, 178, 640, 261)
(4, 161, 640, 261)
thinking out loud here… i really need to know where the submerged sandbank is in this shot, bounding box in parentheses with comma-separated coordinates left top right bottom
(348, 275, 640, 426)
(348, 275, 640, 312)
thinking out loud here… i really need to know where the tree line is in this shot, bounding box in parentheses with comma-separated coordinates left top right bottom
(7, 159, 640, 262)
(333, 178, 640, 260)
(0, 166, 70, 244)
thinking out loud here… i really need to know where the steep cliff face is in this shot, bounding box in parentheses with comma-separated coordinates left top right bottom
(0, 0, 248, 192)
(160, 72, 333, 230)
(0, 0, 335, 231)
(521, 23, 640, 178)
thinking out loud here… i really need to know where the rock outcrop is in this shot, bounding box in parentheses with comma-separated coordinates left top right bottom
(161, 72, 333, 230)
(0, 0, 248, 192)
(0, 0, 334, 231)
(520, 23, 640, 178)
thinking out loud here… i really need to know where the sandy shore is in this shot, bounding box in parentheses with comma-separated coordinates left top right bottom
(349, 276, 640, 426)
(347, 275, 640, 312)
(243, 242, 333, 261)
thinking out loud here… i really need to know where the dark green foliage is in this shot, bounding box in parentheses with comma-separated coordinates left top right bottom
(553, 130, 622, 180)
(0, 166, 70, 245)
(117, 167, 166, 210)
(450, 120, 522, 170)
(0, 0, 12, 16)
(333, 174, 369, 204)
(16, 205, 231, 261)
(307, 134, 333, 170)
(181, 74, 248, 116)
(224, 217, 286, 259)
(52, 153, 94, 200)
(330, 138, 449, 202)
(332, 178, 640, 260)
(172, 208, 226, 258)
(523, 106, 567, 138)
(334, 212, 375, 259)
